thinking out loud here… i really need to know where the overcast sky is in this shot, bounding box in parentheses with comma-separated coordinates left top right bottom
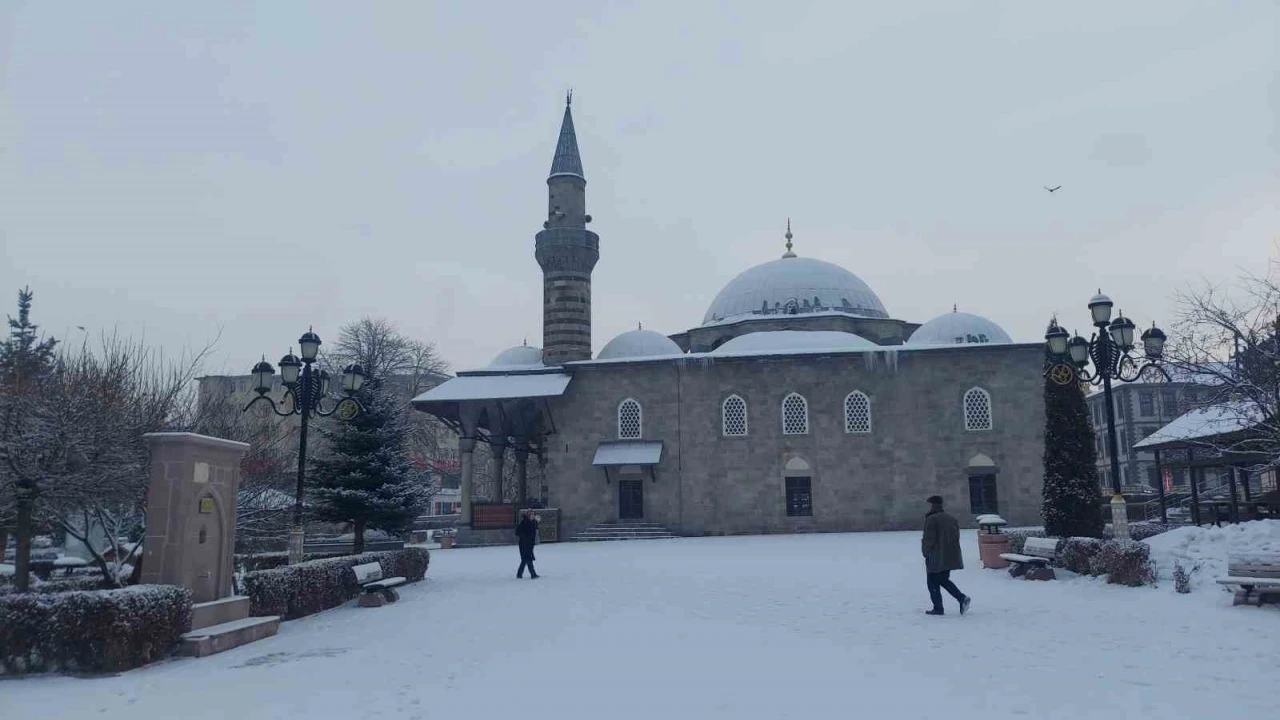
(2, 2, 1277, 376)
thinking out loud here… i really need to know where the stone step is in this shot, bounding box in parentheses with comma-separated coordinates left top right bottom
(569, 522, 679, 542)
(571, 535, 680, 542)
(191, 595, 250, 631)
(181, 616, 281, 658)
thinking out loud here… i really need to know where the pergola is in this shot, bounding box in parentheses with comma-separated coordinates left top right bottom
(1133, 402, 1277, 525)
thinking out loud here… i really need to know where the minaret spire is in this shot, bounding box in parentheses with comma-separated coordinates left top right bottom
(550, 92, 584, 179)
(536, 96, 599, 365)
(782, 218, 797, 258)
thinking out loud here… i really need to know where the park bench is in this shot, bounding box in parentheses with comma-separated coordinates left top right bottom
(999, 537, 1058, 580)
(351, 562, 406, 608)
(1215, 552, 1280, 607)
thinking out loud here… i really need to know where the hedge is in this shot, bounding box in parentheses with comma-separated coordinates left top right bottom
(235, 551, 349, 573)
(0, 585, 192, 675)
(242, 547, 429, 620)
(0, 574, 113, 596)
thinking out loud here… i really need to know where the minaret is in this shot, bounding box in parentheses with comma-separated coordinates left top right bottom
(535, 92, 599, 365)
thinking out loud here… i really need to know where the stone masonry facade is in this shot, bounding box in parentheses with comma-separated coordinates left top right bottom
(545, 343, 1046, 539)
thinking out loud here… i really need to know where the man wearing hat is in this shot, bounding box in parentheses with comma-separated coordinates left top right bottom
(922, 495, 970, 616)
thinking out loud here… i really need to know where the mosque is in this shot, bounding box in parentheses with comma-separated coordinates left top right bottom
(413, 100, 1047, 541)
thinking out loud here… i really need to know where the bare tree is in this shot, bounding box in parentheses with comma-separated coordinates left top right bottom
(0, 333, 211, 588)
(1165, 259, 1280, 474)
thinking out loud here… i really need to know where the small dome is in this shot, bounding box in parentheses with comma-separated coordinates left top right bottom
(703, 256, 888, 325)
(489, 345, 544, 368)
(597, 329, 683, 360)
(712, 330, 878, 356)
(908, 310, 1012, 346)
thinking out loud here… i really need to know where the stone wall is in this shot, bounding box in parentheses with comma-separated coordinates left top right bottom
(545, 344, 1046, 539)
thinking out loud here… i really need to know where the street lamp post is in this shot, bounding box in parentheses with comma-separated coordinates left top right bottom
(244, 329, 366, 564)
(1044, 292, 1168, 539)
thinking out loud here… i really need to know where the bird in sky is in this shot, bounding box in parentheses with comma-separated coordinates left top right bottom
(1044, 185, 1062, 193)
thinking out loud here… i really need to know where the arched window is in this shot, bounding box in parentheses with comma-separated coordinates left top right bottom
(618, 398, 642, 439)
(781, 393, 808, 436)
(844, 391, 871, 434)
(963, 387, 992, 431)
(722, 394, 748, 437)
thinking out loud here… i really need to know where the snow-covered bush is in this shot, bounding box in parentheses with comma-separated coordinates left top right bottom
(1005, 529, 1046, 554)
(235, 551, 347, 573)
(1094, 539, 1156, 586)
(0, 585, 191, 675)
(0, 574, 110, 596)
(1057, 537, 1102, 574)
(243, 547, 429, 620)
(1172, 561, 1197, 594)
(1107, 524, 1172, 542)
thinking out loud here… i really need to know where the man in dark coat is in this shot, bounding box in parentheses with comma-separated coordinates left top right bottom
(922, 495, 970, 616)
(515, 510, 539, 579)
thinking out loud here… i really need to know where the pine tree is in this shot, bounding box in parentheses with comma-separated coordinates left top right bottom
(309, 379, 428, 553)
(0, 287, 58, 386)
(1041, 347, 1105, 538)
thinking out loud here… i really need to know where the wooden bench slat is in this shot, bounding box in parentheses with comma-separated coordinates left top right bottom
(1217, 577, 1280, 587)
(999, 553, 1049, 565)
(362, 577, 407, 591)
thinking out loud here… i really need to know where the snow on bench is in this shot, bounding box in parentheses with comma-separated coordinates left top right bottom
(351, 562, 406, 608)
(1215, 553, 1280, 607)
(999, 537, 1058, 580)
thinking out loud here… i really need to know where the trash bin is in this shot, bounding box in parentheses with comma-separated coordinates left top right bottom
(975, 514, 1011, 569)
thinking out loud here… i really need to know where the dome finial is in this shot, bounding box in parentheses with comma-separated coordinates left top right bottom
(782, 218, 797, 258)
(638, 322, 642, 331)
(953, 303, 957, 313)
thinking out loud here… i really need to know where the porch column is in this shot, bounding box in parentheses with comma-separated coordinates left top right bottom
(1188, 449, 1201, 526)
(514, 443, 529, 509)
(1241, 467, 1253, 502)
(489, 438, 507, 503)
(1228, 465, 1240, 523)
(458, 437, 476, 528)
(1154, 450, 1167, 524)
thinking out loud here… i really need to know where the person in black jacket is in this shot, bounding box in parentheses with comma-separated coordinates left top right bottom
(515, 510, 540, 579)
(922, 495, 970, 616)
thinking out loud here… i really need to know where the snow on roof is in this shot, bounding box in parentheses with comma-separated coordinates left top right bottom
(592, 440, 664, 466)
(411, 373, 571, 404)
(702, 255, 889, 325)
(596, 329, 683, 361)
(712, 330, 878, 356)
(907, 310, 1012, 345)
(1133, 401, 1264, 449)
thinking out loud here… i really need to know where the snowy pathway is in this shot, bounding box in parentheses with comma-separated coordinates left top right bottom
(3, 531, 1276, 719)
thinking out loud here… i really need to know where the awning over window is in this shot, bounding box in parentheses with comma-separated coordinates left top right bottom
(411, 373, 572, 404)
(592, 440, 664, 466)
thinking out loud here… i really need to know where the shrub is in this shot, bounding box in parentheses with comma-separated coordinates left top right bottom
(1125, 524, 1172, 542)
(0, 574, 115, 596)
(1057, 537, 1103, 574)
(1005, 529, 1046, 554)
(1173, 561, 1196, 594)
(0, 585, 191, 675)
(242, 547, 429, 620)
(1094, 539, 1156, 587)
(234, 551, 348, 573)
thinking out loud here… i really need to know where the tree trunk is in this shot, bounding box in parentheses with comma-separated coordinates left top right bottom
(0, 525, 8, 561)
(14, 487, 34, 592)
(353, 519, 365, 555)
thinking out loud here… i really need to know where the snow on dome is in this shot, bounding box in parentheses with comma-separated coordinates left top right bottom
(907, 310, 1013, 346)
(702, 256, 889, 325)
(488, 345, 545, 369)
(596, 329, 683, 360)
(711, 330, 878, 356)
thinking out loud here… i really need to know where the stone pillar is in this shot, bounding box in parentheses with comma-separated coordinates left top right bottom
(458, 437, 476, 529)
(514, 445, 529, 509)
(489, 439, 507, 503)
(142, 433, 249, 604)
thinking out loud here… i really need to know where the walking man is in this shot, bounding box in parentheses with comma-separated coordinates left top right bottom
(922, 495, 970, 616)
(515, 509, 540, 579)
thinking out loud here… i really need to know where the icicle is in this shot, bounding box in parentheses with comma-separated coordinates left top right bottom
(884, 348, 899, 373)
(863, 352, 877, 373)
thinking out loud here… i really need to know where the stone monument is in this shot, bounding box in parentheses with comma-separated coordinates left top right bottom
(141, 432, 249, 603)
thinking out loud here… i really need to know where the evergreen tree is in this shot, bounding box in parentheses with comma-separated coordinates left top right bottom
(309, 379, 428, 553)
(0, 287, 58, 385)
(1041, 342, 1104, 538)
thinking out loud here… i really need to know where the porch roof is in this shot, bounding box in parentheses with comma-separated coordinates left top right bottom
(592, 440, 664, 467)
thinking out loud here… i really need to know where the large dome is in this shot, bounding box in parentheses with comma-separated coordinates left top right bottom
(907, 310, 1012, 346)
(711, 330, 878, 356)
(597, 329, 683, 360)
(488, 344, 545, 369)
(703, 256, 888, 325)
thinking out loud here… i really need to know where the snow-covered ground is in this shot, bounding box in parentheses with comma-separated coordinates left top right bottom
(3, 530, 1276, 719)
(1143, 520, 1280, 601)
